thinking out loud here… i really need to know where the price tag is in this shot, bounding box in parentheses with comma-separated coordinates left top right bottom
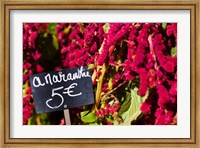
(30, 66, 94, 114)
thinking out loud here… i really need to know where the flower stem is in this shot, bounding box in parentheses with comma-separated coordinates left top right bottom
(36, 115, 42, 125)
(95, 63, 106, 108)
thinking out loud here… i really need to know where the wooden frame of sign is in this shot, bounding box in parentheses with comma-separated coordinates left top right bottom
(0, 0, 199, 147)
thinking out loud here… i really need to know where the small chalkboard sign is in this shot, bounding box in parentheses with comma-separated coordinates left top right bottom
(30, 66, 94, 114)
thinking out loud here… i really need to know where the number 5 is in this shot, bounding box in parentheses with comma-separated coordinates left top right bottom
(46, 86, 64, 109)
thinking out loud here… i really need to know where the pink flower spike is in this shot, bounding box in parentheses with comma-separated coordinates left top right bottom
(36, 64, 44, 73)
(169, 82, 177, 97)
(164, 111, 174, 124)
(23, 63, 32, 70)
(163, 61, 175, 73)
(54, 67, 62, 71)
(33, 50, 42, 61)
(106, 104, 111, 109)
(140, 102, 151, 114)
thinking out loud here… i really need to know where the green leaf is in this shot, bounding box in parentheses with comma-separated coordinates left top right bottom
(87, 64, 95, 70)
(40, 113, 50, 125)
(80, 110, 90, 117)
(162, 23, 167, 30)
(52, 35, 59, 50)
(64, 26, 72, 34)
(40, 113, 48, 120)
(27, 110, 37, 125)
(43, 32, 48, 37)
(89, 123, 98, 125)
(108, 100, 114, 105)
(103, 23, 109, 33)
(171, 47, 177, 56)
(118, 93, 131, 116)
(81, 112, 97, 123)
(48, 23, 56, 35)
(120, 87, 149, 125)
(106, 116, 114, 123)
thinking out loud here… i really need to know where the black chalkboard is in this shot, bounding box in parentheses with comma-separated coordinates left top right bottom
(29, 66, 94, 114)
